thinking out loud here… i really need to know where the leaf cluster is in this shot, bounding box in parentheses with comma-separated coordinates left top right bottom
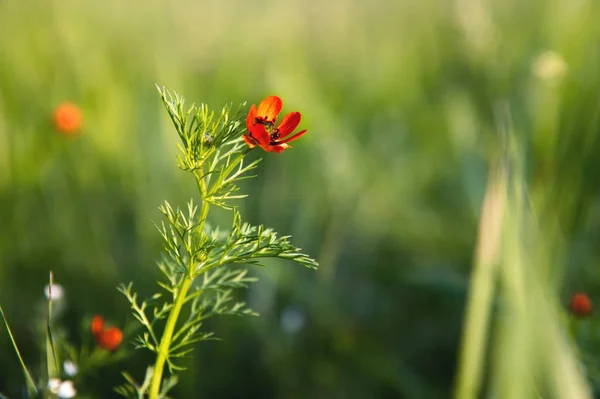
(119, 198, 316, 368)
(157, 86, 258, 210)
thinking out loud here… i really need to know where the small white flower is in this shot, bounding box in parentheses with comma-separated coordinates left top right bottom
(57, 380, 77, 398)
(44, 284, 64, 301)
(63, 360, 78, 377)
(48, 378, 62, 393)
(48, 378, 77, 398)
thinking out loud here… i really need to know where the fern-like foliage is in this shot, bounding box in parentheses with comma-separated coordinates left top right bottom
(197, 209, 319, 274)
(115, 368, 178, 399)
(157, 85, 259, 210)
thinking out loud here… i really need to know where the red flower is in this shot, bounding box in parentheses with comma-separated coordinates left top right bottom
(95, 327, 123, 351)
(569, 292, 592, 317)
(91, 314, 123, 351)
(53, 102, 82, 135)
(243, 96, 307, 153)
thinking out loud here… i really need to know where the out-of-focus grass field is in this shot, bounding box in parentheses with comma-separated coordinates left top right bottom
(2, 0, 600, 397)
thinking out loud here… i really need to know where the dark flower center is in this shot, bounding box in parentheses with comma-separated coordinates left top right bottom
(270, 129, 280, 141)
(255, 117, 274, 127)
(254, 116, 281, 143)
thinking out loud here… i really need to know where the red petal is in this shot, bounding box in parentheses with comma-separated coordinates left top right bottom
(276, 112, 301, 138)
(246, 104, 256, 131)
(278, 129, 307, 144)
(91, 315, 104, 335)
(249, 124, 270, 146)
(266, 144, 290, 153)
(256, 96, 282, 123)
(242, 134, 257, 148)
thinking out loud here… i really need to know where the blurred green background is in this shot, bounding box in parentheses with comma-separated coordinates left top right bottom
(2, 0, 600, 397)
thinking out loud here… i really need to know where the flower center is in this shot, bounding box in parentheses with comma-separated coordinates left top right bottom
(255, 117, 274, 126)
(254, 117, 281, 142)
(270, 129, 280, 141)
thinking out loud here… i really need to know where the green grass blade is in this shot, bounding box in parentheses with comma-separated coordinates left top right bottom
(0, 306, 38, 396)
(455, 165, 506, 399)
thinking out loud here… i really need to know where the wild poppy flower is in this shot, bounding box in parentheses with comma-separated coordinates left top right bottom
(91, 314, 123, 351)
(53, 102, 82, 135)
(569, 292, 592, 317)
(243, 95, 307, 153)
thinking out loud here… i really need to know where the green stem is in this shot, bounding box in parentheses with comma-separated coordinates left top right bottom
(147, 144, 247, 397)
(149, 171, 211, 399)
(148, 276, 193, 399)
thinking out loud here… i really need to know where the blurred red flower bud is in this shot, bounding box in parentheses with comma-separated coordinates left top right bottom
(569, 292, 592, 317)
(91, 314, 123, 351)
(53, 102, 82, 135)
(91, 315, 104, 335)
(94, 327, 123, 351)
